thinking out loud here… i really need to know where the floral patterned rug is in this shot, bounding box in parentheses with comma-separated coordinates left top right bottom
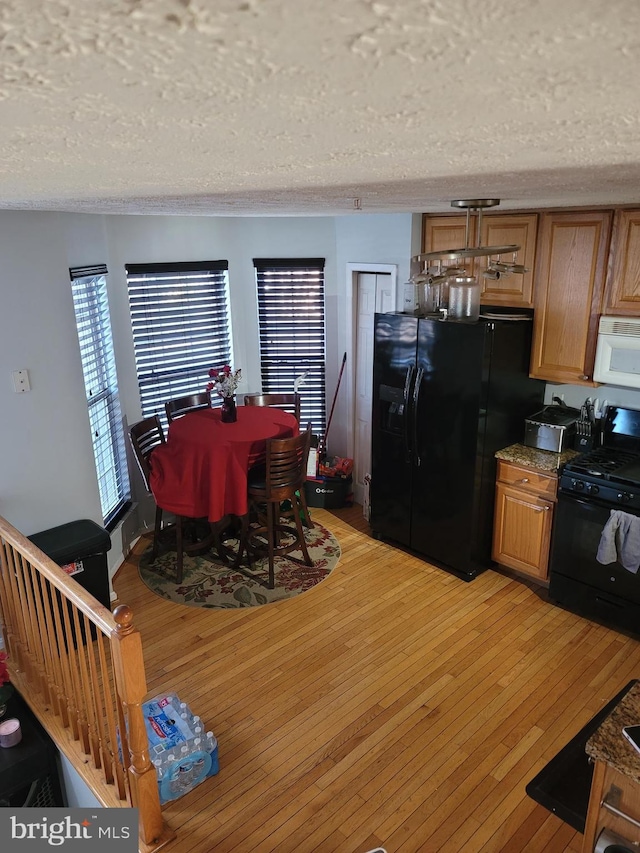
(138, 522, 341, 609)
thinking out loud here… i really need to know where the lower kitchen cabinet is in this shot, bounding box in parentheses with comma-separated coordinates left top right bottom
(582, 760, 640, 851)
(492, 460, 556, 581)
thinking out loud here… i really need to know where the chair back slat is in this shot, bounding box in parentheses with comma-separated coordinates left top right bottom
(243, 393, 301, 423)
(165, 391, 212, 423)
(265, 428, 311, 496)
(129, 416, 165, 491)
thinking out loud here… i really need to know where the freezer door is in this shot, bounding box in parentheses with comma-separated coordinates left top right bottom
(370, 313, 417, 546)
(410, 318, 488, 577)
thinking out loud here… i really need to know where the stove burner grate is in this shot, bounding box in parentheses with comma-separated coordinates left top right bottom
(564, 447, 640, 480)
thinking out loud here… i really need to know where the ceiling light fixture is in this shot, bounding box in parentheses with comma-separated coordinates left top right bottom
(411, 199, 527, 282)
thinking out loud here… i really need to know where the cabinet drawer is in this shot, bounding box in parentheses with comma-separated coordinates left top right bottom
(496, 460, 557, 498)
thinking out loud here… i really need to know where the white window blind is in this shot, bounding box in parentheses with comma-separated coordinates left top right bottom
(125, 261, 232, 422)
(253, 258, 326, 433)
(70, 265, 131, 528)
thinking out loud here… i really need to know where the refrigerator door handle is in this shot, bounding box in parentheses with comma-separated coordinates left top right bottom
(403, 365, 415, 459)
(412, 366, 424, 466)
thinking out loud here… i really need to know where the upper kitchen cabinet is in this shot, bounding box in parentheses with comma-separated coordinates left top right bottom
(530, 210, 613, 385)
(603, 209, 640, 315)
(422, 215, 476, 273)
(423, 213, 538, 306)
(477, 214, 538, 307)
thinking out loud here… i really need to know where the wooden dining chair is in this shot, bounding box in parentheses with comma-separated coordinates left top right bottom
(129, 415, 188, 584)
(243, 392, 301, 423)
(233, 427, 313, 589)
(165, 390, 212, 424)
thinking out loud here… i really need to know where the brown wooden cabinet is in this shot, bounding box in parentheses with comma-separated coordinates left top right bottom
(478, 213, 538, 307)
(422, 214, 475, 274)
(530, 210, 613, 385)
(604, 208, 640, 315)
(492, 460, 556, 581)
(582, 760, 640, 851)
(422, 213, 538, 307)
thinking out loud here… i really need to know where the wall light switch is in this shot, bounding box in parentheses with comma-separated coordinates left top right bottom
(12, 369, 30, 393)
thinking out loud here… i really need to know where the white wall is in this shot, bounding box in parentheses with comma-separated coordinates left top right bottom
(331, 213, 415, 455)
(58, 752, 102, 808)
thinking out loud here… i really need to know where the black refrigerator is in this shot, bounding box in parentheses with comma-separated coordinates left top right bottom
(370, 311, 544, 580)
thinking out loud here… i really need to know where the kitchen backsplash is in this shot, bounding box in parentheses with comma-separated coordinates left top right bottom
(544, 383, 640, 418)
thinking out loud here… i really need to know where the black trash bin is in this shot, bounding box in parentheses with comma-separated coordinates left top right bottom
(28, 519, 112, 610)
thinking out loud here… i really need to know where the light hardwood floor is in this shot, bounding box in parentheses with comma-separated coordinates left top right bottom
(113, 505, 640, 853)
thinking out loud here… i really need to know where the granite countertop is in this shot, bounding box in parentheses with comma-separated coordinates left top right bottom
(586, 681, 640, 784)
(495, 443, 581, 472)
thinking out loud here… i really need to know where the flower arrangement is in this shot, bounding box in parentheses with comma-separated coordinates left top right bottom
(207, 365, 242, 399)
(0, 650, 13, 708)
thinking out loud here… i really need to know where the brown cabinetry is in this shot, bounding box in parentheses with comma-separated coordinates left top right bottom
(582, 760, 640, 851)
(478, 213, 538, 307)
(422, 213, 538, 307)
(530, 210, 613, 385)
(604, 208, 640, 315)
(422, 215, 475, 274)
(492, 460, 556, 581)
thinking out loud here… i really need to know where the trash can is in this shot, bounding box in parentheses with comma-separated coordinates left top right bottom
(28, 519, 112, 610)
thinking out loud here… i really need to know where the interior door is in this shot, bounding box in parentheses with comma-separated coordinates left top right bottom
(354, 272, 393, 504)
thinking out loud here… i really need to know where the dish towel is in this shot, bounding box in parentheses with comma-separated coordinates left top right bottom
(596, 509, 640, 574)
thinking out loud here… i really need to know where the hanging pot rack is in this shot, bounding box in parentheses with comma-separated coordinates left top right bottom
(411, 199, 527, 281)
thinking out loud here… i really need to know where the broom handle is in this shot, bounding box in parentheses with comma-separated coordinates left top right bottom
(319, 352, 347, 460)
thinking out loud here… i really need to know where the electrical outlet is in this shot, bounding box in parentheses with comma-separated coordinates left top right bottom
(12, 369, 30, 392)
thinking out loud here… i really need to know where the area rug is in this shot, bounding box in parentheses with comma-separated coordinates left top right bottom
(138, 522, 341, 609)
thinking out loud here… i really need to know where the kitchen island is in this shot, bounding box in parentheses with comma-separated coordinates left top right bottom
(583, 681, 640, 850)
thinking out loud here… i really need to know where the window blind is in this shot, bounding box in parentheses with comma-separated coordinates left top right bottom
(70, 265, 131, 528)
(125, 261, 232, 423)
(253, 258, 326, 433)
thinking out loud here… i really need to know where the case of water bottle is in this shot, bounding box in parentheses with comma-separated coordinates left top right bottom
(142, 691, 219, 804)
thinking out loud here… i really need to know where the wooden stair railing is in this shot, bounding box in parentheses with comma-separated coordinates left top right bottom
(0, 515, 174, 852)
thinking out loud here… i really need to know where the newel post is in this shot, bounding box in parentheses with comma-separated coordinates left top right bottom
(112, 605, 171, 848)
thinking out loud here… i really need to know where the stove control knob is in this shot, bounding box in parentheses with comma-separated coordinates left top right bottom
(586, 483, 600, 495)
(618, 492, 632, 503)
(572, 479, 585, 491)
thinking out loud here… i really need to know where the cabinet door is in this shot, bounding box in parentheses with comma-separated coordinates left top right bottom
(530, 210, 613, 384)
(422, 215, 476, 274)
(582, 760, 640, 852)
(492, 482, 553, 579)
(478, 214, 538, 307)
(604, 209, 640, 315)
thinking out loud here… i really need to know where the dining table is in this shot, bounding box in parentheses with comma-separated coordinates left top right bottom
(148, 405, 299, 523)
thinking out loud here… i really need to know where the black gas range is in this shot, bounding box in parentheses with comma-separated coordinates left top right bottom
(560, 445, 640, 509)
(549, 405, 640, 636)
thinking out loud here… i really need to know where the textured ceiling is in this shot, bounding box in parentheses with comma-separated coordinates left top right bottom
(1, 0, 639, 216)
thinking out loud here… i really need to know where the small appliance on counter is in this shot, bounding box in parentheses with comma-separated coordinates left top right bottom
(524, 402, 581, 454)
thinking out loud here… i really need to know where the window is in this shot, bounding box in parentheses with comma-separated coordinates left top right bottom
(70, 265, 130, 528)
(125, 261, 232, 423)
(253, 258, 326, 433)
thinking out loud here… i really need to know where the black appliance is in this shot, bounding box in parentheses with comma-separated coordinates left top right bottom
(370, 311, 544, 580)
(549, 405, 640, 634)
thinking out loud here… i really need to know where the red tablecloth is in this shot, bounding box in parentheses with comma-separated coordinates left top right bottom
(149, 406, 298, 522)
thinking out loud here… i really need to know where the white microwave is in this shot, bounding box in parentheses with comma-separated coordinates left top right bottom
(593, 316, 640, 388)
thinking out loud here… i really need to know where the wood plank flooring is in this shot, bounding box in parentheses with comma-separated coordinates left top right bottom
(113, 505, 640, 853)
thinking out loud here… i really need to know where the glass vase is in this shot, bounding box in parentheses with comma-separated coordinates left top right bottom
(221, 396, 237, 423)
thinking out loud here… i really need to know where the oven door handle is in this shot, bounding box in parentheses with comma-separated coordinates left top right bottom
(557, 490, 633, 515)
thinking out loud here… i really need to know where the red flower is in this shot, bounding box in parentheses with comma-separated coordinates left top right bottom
(208, 368, 218, 378)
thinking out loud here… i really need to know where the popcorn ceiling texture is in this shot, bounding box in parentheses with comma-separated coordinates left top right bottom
(0, 0, 639, 215)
